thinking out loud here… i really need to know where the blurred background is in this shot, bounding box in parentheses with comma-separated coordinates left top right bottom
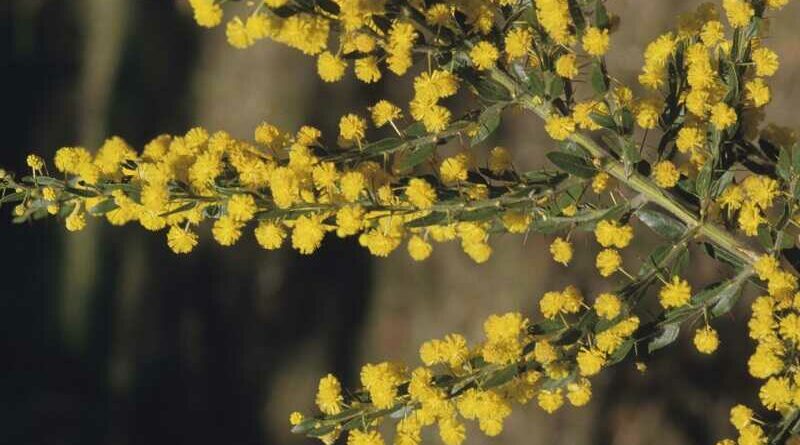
(2, 1, 799, 444)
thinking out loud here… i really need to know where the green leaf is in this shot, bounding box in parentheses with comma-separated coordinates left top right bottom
(546, 152, 597, 179)
(363, 137, 404, 155)
(0, 191, 25, 204)
(406, 211, 448, 228)
(567, 0, 587, 34)
(648, 323, 680, 353)
(528, 72, 546, 97)
(695, 162, 712, 198)
(590, 62, 608, 94)
(710, 274, 747, 317)
(777, 145, 792, 180)
(482, 364, 519, 388)
(459, 207, 502, 222)
(608, 339, 634, 365)
(88, 198, 119, 215)
(470, 105, 503, 146)
(64, 186, 100, 198)
(470, 76, 512, 102)
(159, 201, 198, 218)
(399, 143, 436, 171)
(547, 75, 564, 98)
(791, 142, 800, 173)
(595, 0, 610, 28)
(589, 112, 616, 130)
(636, 208, 686, 240)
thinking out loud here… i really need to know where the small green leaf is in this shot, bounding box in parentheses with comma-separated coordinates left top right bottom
(88, 198, 119, 215)
(406, 211, 448, 228)
(590, 62, 608, 94)
(567, 0, 587, 34)
(546, 152, 597, 178)
(363, 137, 404, 155)
(710, 273, 748, 317)
(648, 323, 680, 353)
(636, 208, 686, 240)
(589, 112, 616, 130)
(399, 143, 436, 171)
(470, 105, 503, 146)
(595, 0, 610, 28)
(608, 339, 634, 365)
(459, 207, 502, 222)
(482, 364, 519, 388)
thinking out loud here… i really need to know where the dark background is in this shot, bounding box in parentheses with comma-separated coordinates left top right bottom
(2, 1, 799, 444)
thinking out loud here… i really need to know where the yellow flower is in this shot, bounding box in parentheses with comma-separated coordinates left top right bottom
(288, 411, 303, 426)
(582, 27, 610, 56)
(537, 389, 564, 414)
(166, 225, 197, 253)
(370, 100, 402, 127)
(469, 41, 500, 70)
(212, 216, 243, 246)
(710, 102, 737, 130)
(226, 17, 254, 49)
(566, 379, 592, 406)
(317, 51, 347, 82)
(723, 0, 754, 28)
(652, 160, 680, 188)
(693, 326, 720, 354)
(759, 376, 793, 411)
(339, 113, 367, 142)
(544, 115, 575, 141)
(407, 235, 433, 261)
(729, 405, 753, 431)
(316, 374, 343, 415)
(659, 276, 692, 308)
(340, 171, 366, 202)
(189, 0, 223, 28)
(745, 78, 771, 107)
(594, 220, 633, 249)
(26, 154, 44, 170)
(292, 215, 326, 254)
(594, 293, 622, 320)
(596, 248, 622, 277)
(504, 27, 533, 59)
(405, 178, 437, 209)
(501, 211, 532, 234)
(254, 221, 286, 250)
(354, 56, 382, 83)
(488, 146, 511, 174)
(439, 155, 469, 184)
(555, 53, 578, 79)
(549, 237, 573, 266)
(752, 47, 779, 77)
(592, 171, 611, 194)
(227, 193, 257, 222)
(576, 347, 606, 376)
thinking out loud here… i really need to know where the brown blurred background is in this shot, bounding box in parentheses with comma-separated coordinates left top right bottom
(1, 1, 799, 444)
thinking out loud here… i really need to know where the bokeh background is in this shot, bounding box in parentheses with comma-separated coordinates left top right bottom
(2, 1, 800, 444)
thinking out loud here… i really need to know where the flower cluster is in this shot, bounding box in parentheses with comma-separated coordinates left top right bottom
(3, 0, 800, 443)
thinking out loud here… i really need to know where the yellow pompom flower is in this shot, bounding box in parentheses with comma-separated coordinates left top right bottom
(537, 389, 564, 414)
(340, 171, 366, 202)
(566, 379, 592, 407)
(659, 276, 692, 308)
(254, 221, 286, 250)
(469, 41, 500, 70)
(555, 53, 578, 79)
(26, 154, 44, 170)
(370, 100, 402, 127)
(745, 78, 771, 107)
(596, 248, 622, 277)
(594, 293, 622, 320)
(544, 115, 575, 141)
(504, 27, 533, 59)
(227, 193, 257, 222)
(576, 347, 606, 376)
(226, 17, 254, 49)
(594, 220, 633, 249)
(439, 155, 468, 184)
(354, 56, 382, 83)
(723, 0, 754, 28)
(549, 237, 573, 266)
(405, 178, 437, 209)
(592, 171, 611, 194)
(694, 326, 720, 354)
(582, 27, 610, 56)
(652, 160, 680, 188)
(288, 411, 303, 426)
(752, 47, 779, 77)
(488, 146, 511, 174)
(292, 215, 326, 254)
(189, 0, 223, 28)
(167, 225, 198, 254)
(317, 51, 347, 82)
(407, 235, 433, 261)
(710, 103, 737, 130)
(315, 374, 343, 415)
(212, 216, 244, 246)
(730, 404, 753, 430)
(759, 376, 793, 411)
(339, 114, 367, 143)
